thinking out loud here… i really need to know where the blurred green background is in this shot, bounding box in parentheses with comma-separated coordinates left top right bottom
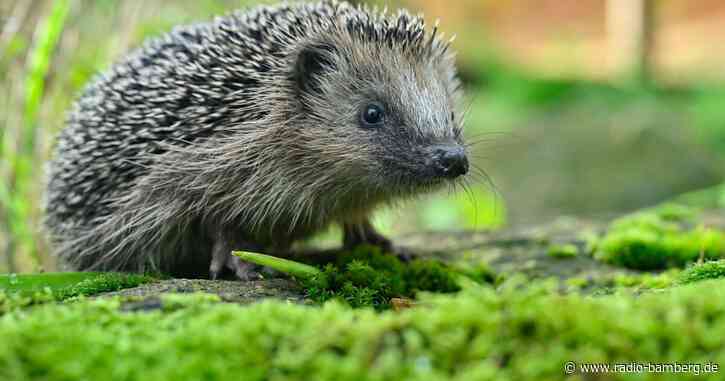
(2, 0, 725, 273)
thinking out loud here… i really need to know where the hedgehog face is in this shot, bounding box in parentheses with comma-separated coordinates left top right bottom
(351, 78, 469, 189)
(291, 32, 467, 197)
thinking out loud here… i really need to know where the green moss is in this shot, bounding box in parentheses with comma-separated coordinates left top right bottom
(594, 206, 725, 270)
(4, 279, 725, 380)
(53, 273, 154, 300)
(0, 272, 154, 304)
(564, 270, 680, 294)
(679, 260, 725, 285)
(303, 245, 468, 309)
(611, 269, 680, 290)
(0, 272, 154, 315)
(452, 260, 501, 286)
(653, 202, 698, 222)
(564, 276, 590, 290)
(546, 244, 579, 259)
(0, 289, 56, 315)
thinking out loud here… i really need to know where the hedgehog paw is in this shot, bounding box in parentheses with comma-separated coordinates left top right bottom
(343, 220, 393, 252)
(228, 256, 262, 281)
(210, 241, 261, 281)
(343, 221, 417, 262)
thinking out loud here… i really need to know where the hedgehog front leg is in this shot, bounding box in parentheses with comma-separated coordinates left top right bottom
(342, 219, 393, 252)
(209, 234, 261, 281)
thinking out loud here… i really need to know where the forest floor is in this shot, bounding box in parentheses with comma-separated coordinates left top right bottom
(2, 185, 725, 380)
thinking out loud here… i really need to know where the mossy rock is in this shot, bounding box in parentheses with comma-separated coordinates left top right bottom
(679, 260, 725, 284)
(593, 206, 725, 270)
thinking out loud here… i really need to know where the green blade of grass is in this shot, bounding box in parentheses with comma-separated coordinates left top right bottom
(232, 251, 321, 279)
(24, 0, 71, 130)
(0, 272, 103, 294)
(1, 0, 71, 270)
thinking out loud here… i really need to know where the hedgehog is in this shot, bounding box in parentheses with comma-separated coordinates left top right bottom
(44, 0, 468, 280)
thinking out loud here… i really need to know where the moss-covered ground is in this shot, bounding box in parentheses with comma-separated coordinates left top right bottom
(299, 246, 484, 309)
(3, 277, 725, 380)
(593, 204, 725, 270)
(3, 190, 725, 380)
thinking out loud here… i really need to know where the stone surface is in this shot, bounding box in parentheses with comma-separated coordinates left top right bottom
(101, 278, 306, 305)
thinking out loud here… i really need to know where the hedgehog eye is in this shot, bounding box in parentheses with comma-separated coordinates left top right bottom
(360, 102, 385, 127)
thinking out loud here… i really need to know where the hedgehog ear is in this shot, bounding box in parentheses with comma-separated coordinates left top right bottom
(294, 43, 337, 95)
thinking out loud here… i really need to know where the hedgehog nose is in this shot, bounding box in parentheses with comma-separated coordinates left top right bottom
(431, 145, 468, 178)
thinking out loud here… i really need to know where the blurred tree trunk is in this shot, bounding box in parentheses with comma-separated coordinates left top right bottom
(606, 0, 655, 83)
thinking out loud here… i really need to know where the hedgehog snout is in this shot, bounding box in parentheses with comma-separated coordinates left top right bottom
(426, 144, 468, 179)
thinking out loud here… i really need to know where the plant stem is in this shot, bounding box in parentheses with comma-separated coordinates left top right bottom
(232, 251, 321, 280)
